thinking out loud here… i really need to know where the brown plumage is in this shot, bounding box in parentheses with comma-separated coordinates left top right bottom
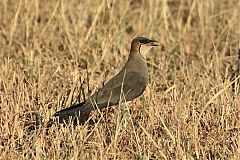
(48, 37, 158, 125)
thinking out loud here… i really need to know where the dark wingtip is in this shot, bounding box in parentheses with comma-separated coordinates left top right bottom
(48, 102, 91, 126)
(53, 102, 86, 117)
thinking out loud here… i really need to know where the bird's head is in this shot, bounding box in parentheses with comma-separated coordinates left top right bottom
(131, 37, 159, 59)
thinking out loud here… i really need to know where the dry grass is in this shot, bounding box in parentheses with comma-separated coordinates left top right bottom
(0, 0, 240, 159)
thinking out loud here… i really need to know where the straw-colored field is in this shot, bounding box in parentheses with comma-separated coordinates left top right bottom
(0, 0, 240, 159)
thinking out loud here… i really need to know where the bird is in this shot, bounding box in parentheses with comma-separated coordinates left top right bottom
(49, 37, 159, 126)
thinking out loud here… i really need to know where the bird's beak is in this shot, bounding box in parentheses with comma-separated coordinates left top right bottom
(150, 40, 159, 46)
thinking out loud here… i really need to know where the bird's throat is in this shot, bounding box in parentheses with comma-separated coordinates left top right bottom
(139, 45, 153, 59)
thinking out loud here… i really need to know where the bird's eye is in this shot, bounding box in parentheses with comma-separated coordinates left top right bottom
(139, 39, 149, 44)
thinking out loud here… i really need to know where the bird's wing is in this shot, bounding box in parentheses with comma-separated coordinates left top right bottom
(84, 71, 148, 110)
(51, 72, 148, 124)
(51, 71, 126, 119)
